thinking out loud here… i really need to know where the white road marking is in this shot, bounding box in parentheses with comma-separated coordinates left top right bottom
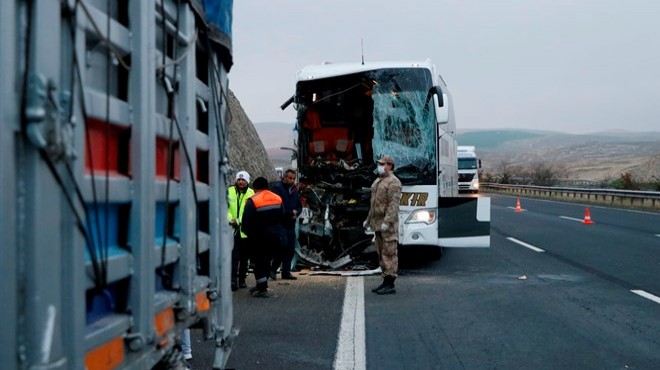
(559, 216, 584, 222)
(507, 237, 545, 253)
(334, 276, 366, 370)
(631, 290, 660, 305)
(41, 305, 56, 363)
(655, 234, 660, 238)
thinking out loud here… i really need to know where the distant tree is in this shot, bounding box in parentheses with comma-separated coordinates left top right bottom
(481, 170, 496, 183)
(529, 162, 563, 186)
(611, 172, 641, 190)
(511, 165, 532, 184)
(599, 175, 614, 189)
(653, 176, 660, 191)
(496, 160, 514, 184)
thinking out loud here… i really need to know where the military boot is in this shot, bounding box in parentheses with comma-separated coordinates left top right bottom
(376, 276, 396, 295)
(371, 278, 387, 293)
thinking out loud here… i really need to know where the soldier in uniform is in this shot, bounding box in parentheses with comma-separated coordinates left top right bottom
(364, 155, 402, 295)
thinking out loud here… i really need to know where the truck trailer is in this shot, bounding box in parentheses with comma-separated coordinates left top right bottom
(1, 1, 237, 369)
(281, 60, 491, 268)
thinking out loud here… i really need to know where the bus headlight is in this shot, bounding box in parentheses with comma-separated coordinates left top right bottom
(405, 209, 436, 224)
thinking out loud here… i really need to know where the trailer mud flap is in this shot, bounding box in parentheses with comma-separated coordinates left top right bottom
(437, 197, 490, 247)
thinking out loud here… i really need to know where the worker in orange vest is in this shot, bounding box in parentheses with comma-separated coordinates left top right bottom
(241, 177, 285, 298)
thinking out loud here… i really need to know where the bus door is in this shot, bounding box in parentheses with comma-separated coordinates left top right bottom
(437, 197, 490, 247)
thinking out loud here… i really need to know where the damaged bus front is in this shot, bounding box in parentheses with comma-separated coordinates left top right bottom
(282, 60, 490, 269)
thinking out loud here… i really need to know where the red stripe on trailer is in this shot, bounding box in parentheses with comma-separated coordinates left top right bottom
(85, 118, 131, 177)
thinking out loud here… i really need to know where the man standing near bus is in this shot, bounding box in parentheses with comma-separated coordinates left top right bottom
(242, 177, 285, 298)
(270, 168, 302, 280)
(228, 170, 254, 291)
(364, 155, 402, 295)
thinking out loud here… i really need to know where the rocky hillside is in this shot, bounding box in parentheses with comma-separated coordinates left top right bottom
(226, 89, 278, 182)
(458, 130, 660, 181)
(629, 153, 660, 182)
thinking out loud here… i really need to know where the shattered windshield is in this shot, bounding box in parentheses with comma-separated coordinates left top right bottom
(369, 68, 437, 184)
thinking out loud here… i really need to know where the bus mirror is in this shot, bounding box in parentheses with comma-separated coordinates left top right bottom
(435, 94, 449, 124)
(429, 86, 444, 107)
(280, 95, 294, 110)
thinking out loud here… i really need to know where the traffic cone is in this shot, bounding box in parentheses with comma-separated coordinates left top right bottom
(515, 198, 523, 212)
(582, 207, 594, 224)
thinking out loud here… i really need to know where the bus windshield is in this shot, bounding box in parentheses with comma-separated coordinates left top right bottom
(369, 68, 437, 185)
(295, 67, 437, 186)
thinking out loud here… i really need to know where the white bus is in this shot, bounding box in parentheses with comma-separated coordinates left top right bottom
(282, 60, 490, 268)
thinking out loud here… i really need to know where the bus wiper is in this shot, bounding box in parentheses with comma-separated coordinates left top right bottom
(393, 164, 419, 175)
(394, 161, 432, 175)
(403, 178, 430, 185)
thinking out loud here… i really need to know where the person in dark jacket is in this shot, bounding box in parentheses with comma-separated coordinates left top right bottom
(270, 168, 302, 280)
(242, 177, 285, 297)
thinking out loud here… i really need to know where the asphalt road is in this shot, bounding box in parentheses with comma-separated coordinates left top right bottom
(189, 194, 660, 370)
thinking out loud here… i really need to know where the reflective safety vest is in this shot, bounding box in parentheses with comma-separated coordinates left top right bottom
(227, 185, 254, 238)
(251, 190, 283, 211)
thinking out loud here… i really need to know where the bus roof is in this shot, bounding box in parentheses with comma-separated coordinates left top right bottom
(295, 60, 436, 82)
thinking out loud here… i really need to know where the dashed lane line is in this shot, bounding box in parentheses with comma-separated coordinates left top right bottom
(333, 276, 366, 370)
(506, 237, 545, 253)
(631, 290, 660, 305)
(559, 216, 584, 222)
(505, 229, 660, 307)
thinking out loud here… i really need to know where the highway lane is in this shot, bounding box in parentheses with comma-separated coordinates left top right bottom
(189, 195, 660, 369)
(490, 194, 660, 297)
(365, 196, 660, 369)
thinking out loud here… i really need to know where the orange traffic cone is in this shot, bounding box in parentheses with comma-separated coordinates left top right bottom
(582, 207, 594, 224)
(515, 198, 523, 212)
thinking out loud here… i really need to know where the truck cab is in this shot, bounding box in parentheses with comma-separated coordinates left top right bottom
(457, 146, 481, 193)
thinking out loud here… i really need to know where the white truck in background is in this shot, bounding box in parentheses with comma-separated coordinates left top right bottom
(457, 146, 481, 193)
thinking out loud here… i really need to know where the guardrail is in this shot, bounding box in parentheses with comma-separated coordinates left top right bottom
(481, 183, 660, 212)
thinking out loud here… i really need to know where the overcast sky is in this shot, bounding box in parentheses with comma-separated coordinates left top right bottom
(229, 0, 660, 134)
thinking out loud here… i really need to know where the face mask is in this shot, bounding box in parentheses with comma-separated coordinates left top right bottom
(376, 165, 386, 175)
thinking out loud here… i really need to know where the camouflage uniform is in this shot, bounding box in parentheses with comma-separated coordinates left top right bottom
(366, 170, 402, 278)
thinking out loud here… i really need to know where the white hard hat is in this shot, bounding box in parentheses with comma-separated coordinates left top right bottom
(235, 170, 250, 183)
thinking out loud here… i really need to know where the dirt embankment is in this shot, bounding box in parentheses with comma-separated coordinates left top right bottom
(227, 89, 278, 182)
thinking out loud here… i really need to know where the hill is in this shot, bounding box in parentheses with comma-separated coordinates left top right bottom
(250, 122, 660, 182)
(458, 129, 660, 181)
(456, 130, 545, 149)
(227, 91, 278, 181)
